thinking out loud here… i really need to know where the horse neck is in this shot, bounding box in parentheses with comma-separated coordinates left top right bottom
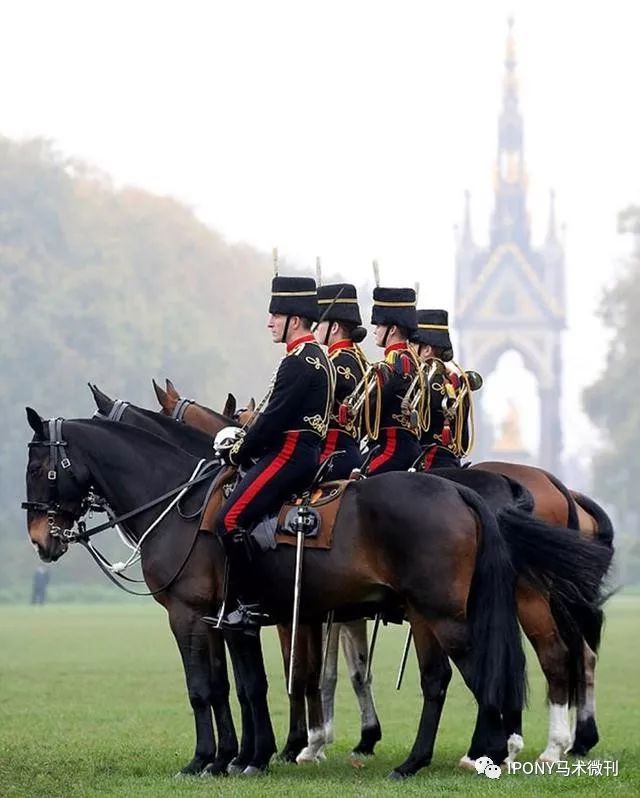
(185, 403, 235, 436)
(126, 405, 214, 459)
(69, 420, 199, 536)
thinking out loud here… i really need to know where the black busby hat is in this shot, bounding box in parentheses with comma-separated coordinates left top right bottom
(411, 309, 453, 351)
(269, 276, 319, 322)
(317, 283, 362, 325)
(371, 286, 417, 331)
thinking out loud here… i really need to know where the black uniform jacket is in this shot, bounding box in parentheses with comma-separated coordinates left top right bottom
(374, 341, 420, 436)
(232, 334, 333, 466)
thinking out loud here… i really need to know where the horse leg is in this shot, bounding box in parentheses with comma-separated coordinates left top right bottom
(297, 623, 328, 763)
(388, 614, 452, 780)
(519, 584, 572, 762)
(225, 632, 276, 775)
(201, 628, 238, 776)
(166, 602, 218, 776)
(277, 624, 309, 763)
(430, 615, 510, 767)
(226, 653, 255, 775)
(570, 640, 600, 755)
(320, 621, 341, 745)
(341, 619, 382, 757)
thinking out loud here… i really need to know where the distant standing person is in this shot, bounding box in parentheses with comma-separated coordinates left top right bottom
(31, 565, 50, 605)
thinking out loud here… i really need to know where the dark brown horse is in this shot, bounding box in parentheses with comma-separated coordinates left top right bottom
(90, 385, 328, 764)
(151, 381, 612, 764)
(25, 409, 530, 777)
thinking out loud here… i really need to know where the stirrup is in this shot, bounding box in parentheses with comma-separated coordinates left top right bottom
(202, 602, 271, 634)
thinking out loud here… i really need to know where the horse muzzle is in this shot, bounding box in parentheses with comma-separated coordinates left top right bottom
(28, 515, 70, 562)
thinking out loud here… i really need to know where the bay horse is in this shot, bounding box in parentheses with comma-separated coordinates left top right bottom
(467, 461, 613, 755)
(149, 382, 612, 764)
(25, 409, 529, 777)
(89, 384, 330, 765)
(152, 380, 382, 758)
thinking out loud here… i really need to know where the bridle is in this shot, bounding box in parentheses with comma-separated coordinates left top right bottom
(22, 418, 90, 543)
(22, 417, 226, 596)
(107, 399, 129, 422)
(171, 397, 194, 423)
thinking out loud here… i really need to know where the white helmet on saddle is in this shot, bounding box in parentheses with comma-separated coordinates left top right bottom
(213, 426, 245, 455)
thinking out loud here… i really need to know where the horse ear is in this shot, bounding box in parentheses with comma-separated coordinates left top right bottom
(152, 379, 169, 408)
(248, 397, 256, 412)
(26, 407, 45, 438)
(165, 378, 180, 400)
(88, 383, 113, 415)
(222, 393, 237, 418)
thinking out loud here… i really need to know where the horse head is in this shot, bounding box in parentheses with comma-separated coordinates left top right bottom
(155, 378, 234, 436)
(23, 408, 91, 563)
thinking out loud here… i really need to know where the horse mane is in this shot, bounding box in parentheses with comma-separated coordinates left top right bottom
(72, 417, 201, 466)
(195, 403, 239, 428)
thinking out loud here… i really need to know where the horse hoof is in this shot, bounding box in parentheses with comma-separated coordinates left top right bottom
(296, 751, 322, 765)
(241, 765, 267, 777)
(568, 744, 588, 757)
(387, 769, 407, 781)
(174, 757, 214, 778)
(277, 749, 300, 764)
(200, 761, 228, 778)
(458, 756, 477, 771)
(227, 762, 246, 776)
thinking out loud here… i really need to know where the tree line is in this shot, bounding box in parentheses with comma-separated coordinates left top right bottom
(1, 135, 637, 595)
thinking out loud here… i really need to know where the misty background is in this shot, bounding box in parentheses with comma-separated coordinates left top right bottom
(2, 0, 640, 597)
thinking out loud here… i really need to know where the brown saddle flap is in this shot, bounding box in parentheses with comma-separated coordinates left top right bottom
(275, 480, 349, 550)
(200, 467, 239, 533)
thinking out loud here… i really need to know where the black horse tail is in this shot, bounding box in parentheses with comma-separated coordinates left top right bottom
(496, 506, 613, 607)
(542, 469, 580, 530)
(496, 506, 613, 706)
(456, 485, 527, 714)
(572, 492, 615, 549)
(564, 493, 614, 657)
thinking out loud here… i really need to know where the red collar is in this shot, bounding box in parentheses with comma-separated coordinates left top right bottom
(328, 339, 354, 355)
(384, 341, 408, 357)
(286, 333, 316, 353)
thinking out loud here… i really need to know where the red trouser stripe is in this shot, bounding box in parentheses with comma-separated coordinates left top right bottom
(320, 429, 340, 462)
(423, 445, 438, 471)
(368, 428, 397, 473)
(223, 431, 300, 531)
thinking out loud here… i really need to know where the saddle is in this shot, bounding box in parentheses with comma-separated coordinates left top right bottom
(198, 464, 350, 552)
(275, 480, 348, 550)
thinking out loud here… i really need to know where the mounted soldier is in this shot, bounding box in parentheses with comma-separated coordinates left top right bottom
(411, 309, 477, 470)
(365, 281, 423, 474)
(213, 274, 334, 631)
(314, 282, 368, 480)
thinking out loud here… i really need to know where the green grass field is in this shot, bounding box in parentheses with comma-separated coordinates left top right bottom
(1, 597, 638, 797)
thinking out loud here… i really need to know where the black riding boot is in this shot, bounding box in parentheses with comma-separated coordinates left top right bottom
(202, 531, 271, 633)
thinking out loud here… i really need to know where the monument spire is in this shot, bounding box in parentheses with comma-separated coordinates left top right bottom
(491, 17, 529, 248)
